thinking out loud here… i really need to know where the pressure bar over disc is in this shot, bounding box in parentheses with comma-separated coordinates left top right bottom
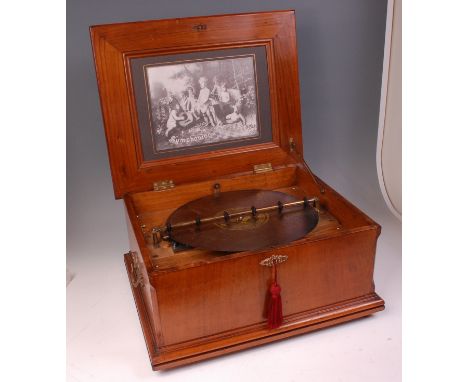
(153, 189, 320, 252)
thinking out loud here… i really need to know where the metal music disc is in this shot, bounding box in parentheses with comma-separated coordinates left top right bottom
(167, 189, 319, 252)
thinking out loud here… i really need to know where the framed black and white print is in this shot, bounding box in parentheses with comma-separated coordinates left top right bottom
(130, 46, 272, 161)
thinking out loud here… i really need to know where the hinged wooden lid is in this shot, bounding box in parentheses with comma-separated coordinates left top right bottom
(91, 10, 304, 198)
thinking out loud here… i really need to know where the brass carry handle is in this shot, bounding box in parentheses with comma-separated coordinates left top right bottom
(260, 254, 288, 267)
(129, 252, 145, 288)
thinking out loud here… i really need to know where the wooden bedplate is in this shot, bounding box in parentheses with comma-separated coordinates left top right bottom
(137, 185, 341, 272)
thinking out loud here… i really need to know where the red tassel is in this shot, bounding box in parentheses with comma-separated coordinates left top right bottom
(267, 264, 283, 329)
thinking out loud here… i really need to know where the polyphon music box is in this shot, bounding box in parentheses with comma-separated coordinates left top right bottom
(90, 10, 384, 370)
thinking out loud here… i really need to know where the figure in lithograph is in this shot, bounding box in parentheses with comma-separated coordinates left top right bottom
(145, 55, 259, 151)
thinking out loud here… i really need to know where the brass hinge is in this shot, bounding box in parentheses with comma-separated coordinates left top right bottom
(153, 179, 175, 191)
(253, 163, 273, 174)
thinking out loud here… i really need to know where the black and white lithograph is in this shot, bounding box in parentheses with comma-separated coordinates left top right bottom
(145, 55, 260, 152)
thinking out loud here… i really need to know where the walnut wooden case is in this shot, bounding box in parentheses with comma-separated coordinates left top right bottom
(90, 10, 384, 370)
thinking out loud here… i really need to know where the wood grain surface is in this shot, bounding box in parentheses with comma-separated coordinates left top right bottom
(92, 11, 385, 371)
(90, 10, 302, 198)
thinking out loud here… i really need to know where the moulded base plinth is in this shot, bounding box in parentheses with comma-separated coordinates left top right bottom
(124, 253, 385, 371)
